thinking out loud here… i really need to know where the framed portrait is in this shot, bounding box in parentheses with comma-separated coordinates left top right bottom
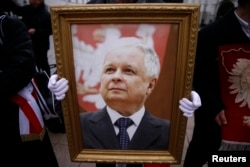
(50, 3, 200, 164)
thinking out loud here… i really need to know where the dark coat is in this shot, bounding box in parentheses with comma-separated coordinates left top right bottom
(0, 13, 58, 166)
(193, 8, 250, 119)
(80, 107, 170, 150)
(0, 13, 36, 143)
(0, 10, 33, 150)
(9, 2, 52, 74)
(13, 3, 52, 52)
(184, 8, 250, 167)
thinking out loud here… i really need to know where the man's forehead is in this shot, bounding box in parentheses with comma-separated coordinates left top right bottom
(106, 37, 144, 52)
(105, 47, 145, 61)
(103, 53, 146, 71)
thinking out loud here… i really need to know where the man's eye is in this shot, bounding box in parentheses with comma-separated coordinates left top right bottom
(125, 69, 135, 74)
(105, 68, 114, 73)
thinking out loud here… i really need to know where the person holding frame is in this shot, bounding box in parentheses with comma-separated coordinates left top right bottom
(48, 36, 201, 167)
(183, 0, 250, 166)
(0, 1, 58, 166)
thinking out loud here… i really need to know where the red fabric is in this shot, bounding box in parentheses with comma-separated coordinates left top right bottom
(218, 44, 250, 143)
(12, 93, 43, 134)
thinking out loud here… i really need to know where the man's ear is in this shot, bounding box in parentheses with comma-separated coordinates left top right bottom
(146, 78, 157, 95)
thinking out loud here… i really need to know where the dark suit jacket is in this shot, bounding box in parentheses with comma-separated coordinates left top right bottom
(80, 106, 170, 150)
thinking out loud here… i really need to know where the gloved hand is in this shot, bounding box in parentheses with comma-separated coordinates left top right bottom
(179, 91, 201, 117)
(48, 74, 69, 100)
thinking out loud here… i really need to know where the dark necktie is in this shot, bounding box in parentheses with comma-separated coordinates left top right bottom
(115, 117, 134, 150)
(96, 118, 141, 167)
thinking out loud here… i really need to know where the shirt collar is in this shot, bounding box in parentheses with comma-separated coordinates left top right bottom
(106, 105, 145, 126)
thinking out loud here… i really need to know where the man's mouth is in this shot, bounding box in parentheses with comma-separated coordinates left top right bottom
(109, 87, 124, 91)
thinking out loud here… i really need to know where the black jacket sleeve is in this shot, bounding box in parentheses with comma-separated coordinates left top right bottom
(0, 15, 36, 100)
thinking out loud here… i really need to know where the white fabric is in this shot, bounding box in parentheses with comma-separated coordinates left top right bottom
(107, 106, 145, 140)
(179, 91, 202, 117)
(17, 83, 44, 135)
(48, 74, 69, 100)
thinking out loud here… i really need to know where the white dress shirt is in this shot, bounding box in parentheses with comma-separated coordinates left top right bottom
(106, 105, 145, 140)
(106, 106, 145, 167)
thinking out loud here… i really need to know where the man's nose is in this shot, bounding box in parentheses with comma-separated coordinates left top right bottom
(112, 70, 123, 82)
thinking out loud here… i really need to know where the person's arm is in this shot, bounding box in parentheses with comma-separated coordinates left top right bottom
(192, 25, 225, 119)
(0, 15, 36, 99)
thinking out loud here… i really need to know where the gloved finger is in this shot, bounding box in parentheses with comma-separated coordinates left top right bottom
(48, 74, 58, 88)
(54, 85, 69, 96)
(180, 108, 194, 117)
(191, 91, 201, 108)
(53, 78, 69, 91)
(179, 98, 196, 112)
(49, 79, 68, 93)
(56, 94, 66, 101)
(180, 98, 193, 107)
(179, 103, 194, 115)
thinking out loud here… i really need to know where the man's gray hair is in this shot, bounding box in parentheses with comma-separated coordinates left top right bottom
(106, 37, 160, 78)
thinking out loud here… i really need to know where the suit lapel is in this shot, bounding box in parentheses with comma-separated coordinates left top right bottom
(88, 108, 120, 149)
(129, 111, 163, 149)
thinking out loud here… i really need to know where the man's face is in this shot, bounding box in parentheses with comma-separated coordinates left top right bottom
(100, 46, 156, 113)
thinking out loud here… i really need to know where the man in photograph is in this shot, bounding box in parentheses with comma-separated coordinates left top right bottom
(50, 37, 170, 150)
(48, 37, 201, 151)
(48, 36, 201, 167)
(79, 37, 170, 150)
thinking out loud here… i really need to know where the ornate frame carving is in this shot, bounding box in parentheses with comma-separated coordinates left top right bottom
(50, 3, 200, 164)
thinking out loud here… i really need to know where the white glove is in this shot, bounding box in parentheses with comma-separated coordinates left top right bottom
(48, 74, 69, 100)
(179, 91, 201, 117)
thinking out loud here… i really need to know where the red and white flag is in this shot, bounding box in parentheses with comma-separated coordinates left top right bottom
(12, 83, 44, 135)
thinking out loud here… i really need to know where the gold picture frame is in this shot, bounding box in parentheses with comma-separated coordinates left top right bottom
(50, 3, 200, 164)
